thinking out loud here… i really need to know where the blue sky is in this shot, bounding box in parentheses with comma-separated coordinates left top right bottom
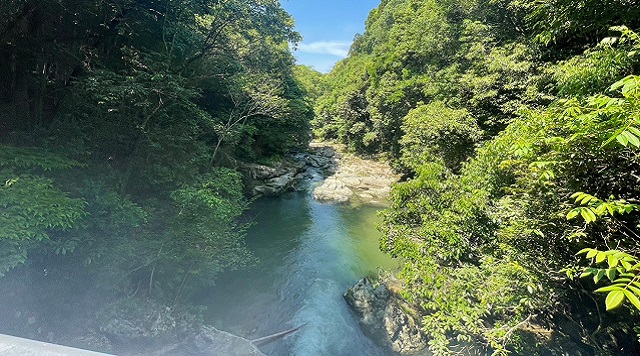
(280, 0, 380, 73)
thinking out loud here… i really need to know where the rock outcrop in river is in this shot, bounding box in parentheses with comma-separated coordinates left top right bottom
(241, 159, 308, 197)
(344, 277, 428, 355)
(154, 326, 265, 356)
(241, 143, 339, 197)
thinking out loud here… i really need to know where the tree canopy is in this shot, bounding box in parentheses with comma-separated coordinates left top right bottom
(317, 0, 640, 354)
(0, 0, 311, 305)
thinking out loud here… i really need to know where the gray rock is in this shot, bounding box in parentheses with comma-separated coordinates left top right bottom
(242, 164, 287, 180)
(243, 159, 307, 197)
(304, 155, 334, 169)
(101, 319, 146, 345)
(344, 278, 428, 355)
(308, 144, 400, 205)
(313, 178, 353, 203)
(384, 303, 427, 354)
(252, 172, 297, 196)
(308, 144, 338, 158)
(344, 278, 390, 327)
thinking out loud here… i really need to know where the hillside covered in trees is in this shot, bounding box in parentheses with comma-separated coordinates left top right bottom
(4, 0, 640, 354)
(315, 0, 640, 354)
(0, 0, 312, 344)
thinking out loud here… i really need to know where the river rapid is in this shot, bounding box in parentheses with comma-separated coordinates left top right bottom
(198, 187, 398, 355)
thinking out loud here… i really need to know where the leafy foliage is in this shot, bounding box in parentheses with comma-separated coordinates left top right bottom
(400, 101, 482, 172)
(315, 1, 640, 353)
(0, 0, 309, 310)
(577, 249, 640, 311)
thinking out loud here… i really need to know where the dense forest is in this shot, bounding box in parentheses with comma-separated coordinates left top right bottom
(315, 0, 640, 354)
(4, 0, 640, 355)
(0, 0, 312, 346)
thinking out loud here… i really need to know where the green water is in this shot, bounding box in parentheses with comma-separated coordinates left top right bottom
(200, 189, 398, 355)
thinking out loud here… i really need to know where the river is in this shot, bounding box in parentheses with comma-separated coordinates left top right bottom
(198, 188, 398, 355)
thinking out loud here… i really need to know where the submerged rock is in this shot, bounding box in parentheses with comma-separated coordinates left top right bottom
(344, 278, 428, 355)
(98, 299, 266, 356)
(155, 326, 265, 356)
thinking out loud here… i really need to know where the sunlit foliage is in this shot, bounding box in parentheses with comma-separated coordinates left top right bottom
(318, 0, 640, 354)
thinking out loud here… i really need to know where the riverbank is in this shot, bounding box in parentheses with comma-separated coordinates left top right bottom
(243, 141, 401, 207)
(311, 142, 401, 206)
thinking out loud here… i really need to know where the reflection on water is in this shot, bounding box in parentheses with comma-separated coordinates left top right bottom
(199, 190, 398, 355)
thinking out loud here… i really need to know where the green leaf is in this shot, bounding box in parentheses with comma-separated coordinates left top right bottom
(624, 131, 640, 147)
(594, 269, 606, 284)
(580, 195, 593, 205)
(581, 208, 597, 223)
(596, 252, 607, 264)
(613, 278, 633, 283)
(567, 209, 580, 220)
(595, 284, 625, 293)
(577, 248, 592, 255)
(627, 284, 640, 296)
(617, 133, 629, 147)
(606, 268, 617, 282)
(623, 290, 640, 310)
(610, 76, 632, 91)
(603, 126, 628, 148)
(605, 290, 626, 310)
(622, 78, 638, 96)
(628, 126, 640, 138)
(586, 250, 598, 259)
(610, 74, 633, 91)
(608, 255, 619, 268)
(580, 270, 593, 278)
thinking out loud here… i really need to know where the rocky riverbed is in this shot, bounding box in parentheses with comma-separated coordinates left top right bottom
(243, 142, 401, 206)
(310, 143, 401, 206)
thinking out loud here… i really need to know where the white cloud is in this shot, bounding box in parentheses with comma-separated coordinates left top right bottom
(296, 41, 351, 57)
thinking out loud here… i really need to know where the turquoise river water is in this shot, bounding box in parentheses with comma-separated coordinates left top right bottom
(200, 187, 398, 355)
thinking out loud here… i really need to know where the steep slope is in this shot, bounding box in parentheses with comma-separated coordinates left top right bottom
(318, 0, 640, 354)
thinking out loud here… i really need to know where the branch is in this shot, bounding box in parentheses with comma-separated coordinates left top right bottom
(181, 15, 234, 71)
(500, 313, 534, 347)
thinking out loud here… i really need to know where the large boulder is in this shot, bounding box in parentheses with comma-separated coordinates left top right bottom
(242, 159, 307, 197)
(252, 172, 297, 196)
(344, 278, 428, 355)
